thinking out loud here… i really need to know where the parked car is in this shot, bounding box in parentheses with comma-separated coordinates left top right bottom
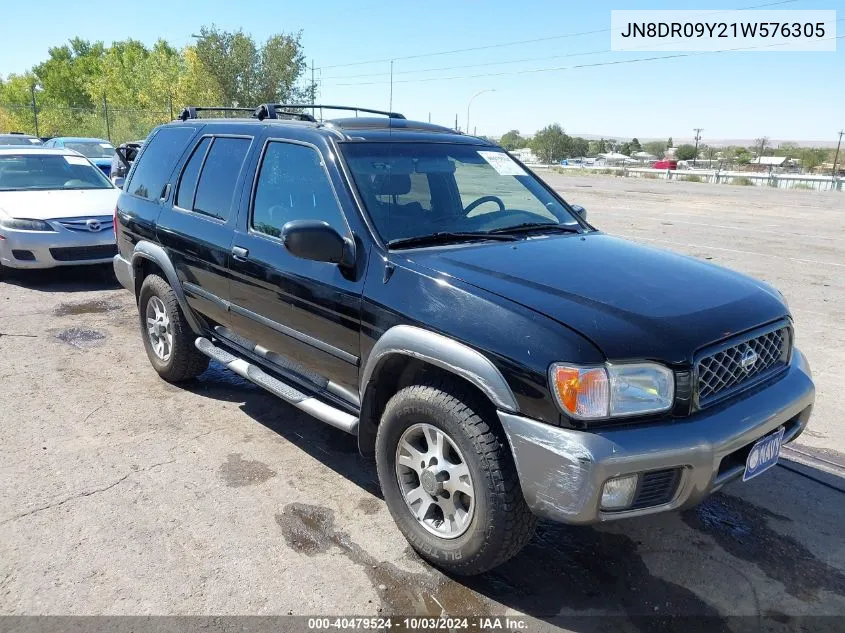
(652, 159, 678, 170)
(0, 133, 42, 147)
(0, 148, 119, 273)
(42, 137, 115, 177)
(113, 104, 815, 575)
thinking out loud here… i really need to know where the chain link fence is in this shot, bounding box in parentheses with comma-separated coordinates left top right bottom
(0, 100, 174, 145)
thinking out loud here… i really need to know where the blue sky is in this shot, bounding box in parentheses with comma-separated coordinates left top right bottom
(2, 0, 842, 143)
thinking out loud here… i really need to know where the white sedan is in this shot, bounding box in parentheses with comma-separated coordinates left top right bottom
(0, 147, 120, 272)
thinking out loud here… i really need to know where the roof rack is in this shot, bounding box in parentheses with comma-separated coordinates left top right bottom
(256, 104, 405, 121)
(178, 106, 256, 121)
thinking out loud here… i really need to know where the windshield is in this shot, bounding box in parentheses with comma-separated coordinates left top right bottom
(64, 141, 114, 159)
(0, 136, 41, 146)
(0, 154, 114, 191)
(341, 142, 582, 245)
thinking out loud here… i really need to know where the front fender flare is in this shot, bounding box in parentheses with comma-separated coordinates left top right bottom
(360, 324, 519, 412)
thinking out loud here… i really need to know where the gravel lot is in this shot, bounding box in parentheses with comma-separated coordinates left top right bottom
(1, 175, 843, 630)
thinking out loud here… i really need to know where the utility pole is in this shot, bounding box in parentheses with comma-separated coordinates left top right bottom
(30, 85, 39, 138)
(168, 95, 173, 121)
(311, 59, 315, 118)
(455, 113, 458, 132)
(389, 60, 394, 114)
(832, 130, 844, 178)
(692, 128, 703, 167)
(103, 94, 111, 142)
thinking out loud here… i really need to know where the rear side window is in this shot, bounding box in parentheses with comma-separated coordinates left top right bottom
(175, 137, 211, 209)
(251, 141, 346, 238)
(192, 137, 251, 221)
(126, 127, 196, 200)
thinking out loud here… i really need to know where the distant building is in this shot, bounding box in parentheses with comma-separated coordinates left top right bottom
(511, 147, 539, 164)
(748, 156, 799, 172)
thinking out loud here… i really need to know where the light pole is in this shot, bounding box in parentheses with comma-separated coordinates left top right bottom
(466, 89, 494, 136)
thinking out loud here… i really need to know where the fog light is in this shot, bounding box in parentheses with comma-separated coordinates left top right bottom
(601, 474, 639, 510)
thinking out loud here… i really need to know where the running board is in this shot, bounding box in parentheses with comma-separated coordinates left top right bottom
(195, 337, 359, 435)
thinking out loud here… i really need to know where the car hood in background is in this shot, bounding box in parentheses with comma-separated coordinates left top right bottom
(0, 188, 120, 220)
(406, 233, 789, 364)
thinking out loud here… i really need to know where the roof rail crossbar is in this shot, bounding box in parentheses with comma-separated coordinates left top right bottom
(178, 106, 257, 121)
(254, 105, 317, 122)
(261, 104, 406, 120)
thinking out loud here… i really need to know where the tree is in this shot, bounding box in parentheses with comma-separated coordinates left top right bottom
(754, 136, 770, 157)
(569, 136, 589, 158)
(675, 144, 698, 161)
(499, 129, 525, 150)
(530, 124, 569, 164)
(588, 138, 607, 155)
(629, 137, 642, 153)
(643, 141, 666, 158)
(667, 137, 673, 148)
(193, 25, 307, 106)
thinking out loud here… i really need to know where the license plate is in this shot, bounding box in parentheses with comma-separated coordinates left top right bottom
(743, 427, 785, 482)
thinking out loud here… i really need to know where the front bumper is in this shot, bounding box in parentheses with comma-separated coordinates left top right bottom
(499, 348, 815, 525)
(0, 223, 116, 269)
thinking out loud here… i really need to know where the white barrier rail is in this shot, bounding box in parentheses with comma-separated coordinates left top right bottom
(534, 165, 843, 192)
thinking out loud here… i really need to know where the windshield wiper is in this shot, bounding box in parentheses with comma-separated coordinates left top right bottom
(488, 222, 582, 236)
(388, 231, 518, 249)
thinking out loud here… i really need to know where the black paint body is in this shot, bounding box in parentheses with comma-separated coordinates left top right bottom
(116, 117, 790, 429)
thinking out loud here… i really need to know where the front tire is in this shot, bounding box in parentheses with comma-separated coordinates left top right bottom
(375, 380, 537, 575)
(138, 274, 208, 382)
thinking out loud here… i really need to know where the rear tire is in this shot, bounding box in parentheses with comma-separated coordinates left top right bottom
(138, 274, 208, 382)
(375, 379, 536, 575)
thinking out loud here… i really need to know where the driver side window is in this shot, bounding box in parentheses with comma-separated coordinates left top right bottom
(251, 141, 347, 238)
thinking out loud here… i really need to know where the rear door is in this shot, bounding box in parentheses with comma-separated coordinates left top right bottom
(155, 130, 255, 327)
(228, 134, 364, 401)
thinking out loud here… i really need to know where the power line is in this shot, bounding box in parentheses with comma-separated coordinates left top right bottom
(316, 0, 801, 71)
(326, 33, 845, 87)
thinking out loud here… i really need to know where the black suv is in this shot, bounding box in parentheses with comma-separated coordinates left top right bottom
(114, 104, 815, 575)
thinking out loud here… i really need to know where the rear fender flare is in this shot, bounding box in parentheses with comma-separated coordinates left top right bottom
(132, 241, 203, 335)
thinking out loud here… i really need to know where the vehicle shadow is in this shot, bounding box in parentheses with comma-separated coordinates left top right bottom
(187, 364, 845, 631)
(1, 264, 120, 292)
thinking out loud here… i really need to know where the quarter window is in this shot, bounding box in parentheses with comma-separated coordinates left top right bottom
(251, 141, 346, 238)
(191, 137, 251, 221)
(126, 127, 196, 200)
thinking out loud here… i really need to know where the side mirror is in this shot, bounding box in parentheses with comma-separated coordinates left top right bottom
(570, 204, 587, 222)
(112, 176, 125, 190)
(281, 220, 354, 267)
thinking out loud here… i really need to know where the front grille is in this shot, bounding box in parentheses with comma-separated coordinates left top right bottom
(697, 325, 789, 407)
(56, 216, 114, 233)
(50, 244, 117, 262)
(630, 469, 680, 510)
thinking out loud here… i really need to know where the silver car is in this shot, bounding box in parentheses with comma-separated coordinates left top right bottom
(0, 147, 120, 272)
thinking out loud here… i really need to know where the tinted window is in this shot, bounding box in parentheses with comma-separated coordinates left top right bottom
(127, 127, 196, 200)
(193, 137, 251, 220)
(176, 137, 211, 209)
(252, 142, 345, 238)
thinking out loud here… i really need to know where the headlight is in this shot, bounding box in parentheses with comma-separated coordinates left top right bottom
(550, 362, 674, 420)
(0, 218, 54, 231)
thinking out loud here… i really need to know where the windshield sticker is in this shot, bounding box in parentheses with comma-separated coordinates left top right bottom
(28, 138, 41, 144)
(63, 155, 89, 166)
(478, 151, 526, 176)
(100, 143, 113, 149)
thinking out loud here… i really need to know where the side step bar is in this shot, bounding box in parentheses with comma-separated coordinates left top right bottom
(195, 337, 359, 435)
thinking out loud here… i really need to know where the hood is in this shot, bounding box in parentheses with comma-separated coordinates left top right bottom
(0, 188, 119, 220)
(405, 233, 788, 364)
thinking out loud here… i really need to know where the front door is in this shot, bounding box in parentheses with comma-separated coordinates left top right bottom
(228, 138, 363, 401)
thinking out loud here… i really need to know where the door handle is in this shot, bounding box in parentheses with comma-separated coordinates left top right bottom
(232, 246, 249, 261)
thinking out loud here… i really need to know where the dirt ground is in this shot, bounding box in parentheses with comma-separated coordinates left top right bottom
(1, 175, 844, 631)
